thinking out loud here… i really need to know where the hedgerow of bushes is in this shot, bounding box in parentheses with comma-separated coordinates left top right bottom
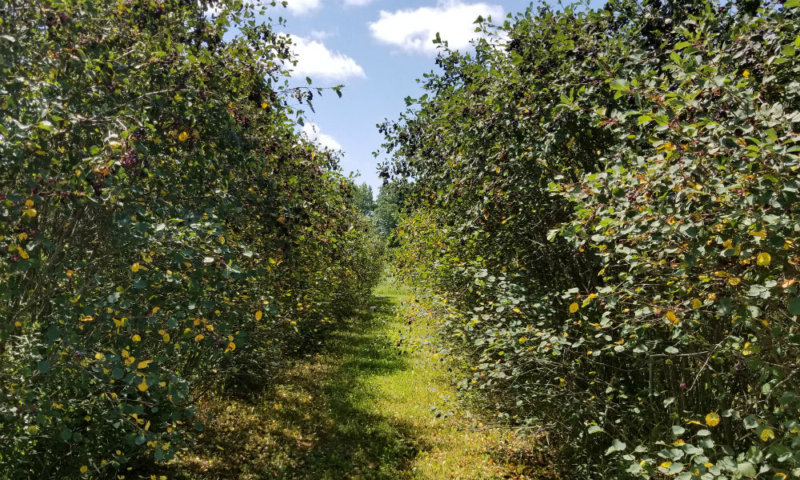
(384, 0, 800, 477)
(0, 1, 383, 478)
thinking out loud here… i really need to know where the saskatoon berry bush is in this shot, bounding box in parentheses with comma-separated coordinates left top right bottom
(0, 0, 383, 478)
(384, 0, 800, 477)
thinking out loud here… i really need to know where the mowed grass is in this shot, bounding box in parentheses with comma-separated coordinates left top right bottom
(165, 279, 549, 479)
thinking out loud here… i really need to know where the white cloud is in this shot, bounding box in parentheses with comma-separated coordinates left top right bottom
(309, 29, 333, 41)
(285, 0, 321, 15)
(344, 0, 373, 6)
(302, 122, 342, 151)
(204, 0, 319, 17)
(369, 1, 503, 54)
(288, 35, 366, 81)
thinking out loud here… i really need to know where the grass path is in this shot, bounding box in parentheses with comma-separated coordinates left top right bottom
(170, 283, 544, 479)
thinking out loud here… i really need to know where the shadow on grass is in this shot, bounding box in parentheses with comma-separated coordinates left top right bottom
(167, 296, 423, 480)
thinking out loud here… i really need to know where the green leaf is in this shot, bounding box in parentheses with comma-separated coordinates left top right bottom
(605, 438, 626, 455)
(37, 360, 51, 374)
(736, 462, 756, 478)
(59, 428, 73, 441)
(610, 79, 630, 92)
(788, 297, 800, 316)
(743, 415, 759, 429)
(674, 41, 692, 50)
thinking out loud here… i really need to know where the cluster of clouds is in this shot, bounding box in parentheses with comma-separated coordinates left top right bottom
(285, 0, 503, 77)
(301, 122, 343, 151)
(230, 0, 503, 150)
(368, 2, 503, 55)
(207, 1, 503, 82)
(287, 0, 374, 14)
(288, 34, 366, 81)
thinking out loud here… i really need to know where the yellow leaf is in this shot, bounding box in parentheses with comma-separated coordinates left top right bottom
(18, 232, 28, 241)
(138, 379, 149, 392)
(152, 306, 160, 314)
(569, 303, 579, 314)
(705, 412, 720, 427)
(760, 428, 775, 442)
(162, 333, 170, 343)
(512, 307, 522, 314)
(743, 69, 750, 78)
(194, 334, 204, 342)
(657, 142, 676, 152)
(660, 461, 672, 468)
(255, 310, 263, 321)
(728, 277, 741, 286)
(137, 360, 152, 369)
(757, 252, 771, 266)
(691, 298, 703, 309)
(749, 230, 766, 239)
(666, 311, 678, 324)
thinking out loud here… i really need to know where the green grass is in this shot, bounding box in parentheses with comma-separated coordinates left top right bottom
(372, 276, 415, 298)
(165, 279, 550, 479)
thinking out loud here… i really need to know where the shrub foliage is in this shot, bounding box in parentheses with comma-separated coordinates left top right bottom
(384, 0, 800, 477)
(0, 0, 382, 477)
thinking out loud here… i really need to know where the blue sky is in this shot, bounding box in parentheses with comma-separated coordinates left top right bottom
(249, 1, 597, 195)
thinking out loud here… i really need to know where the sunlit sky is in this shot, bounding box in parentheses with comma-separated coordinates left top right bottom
(248, 1, 602, 194)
